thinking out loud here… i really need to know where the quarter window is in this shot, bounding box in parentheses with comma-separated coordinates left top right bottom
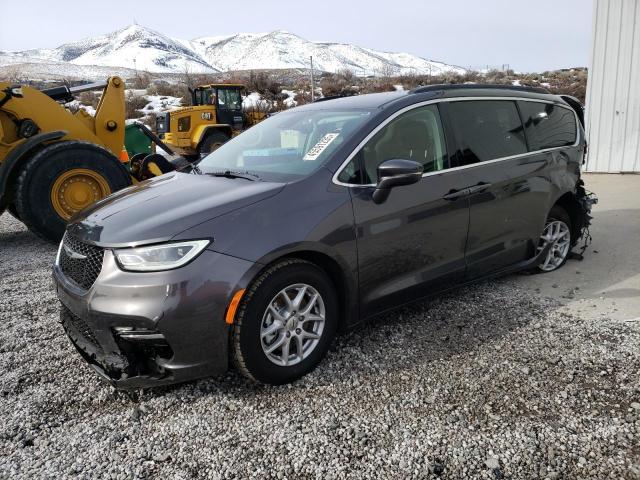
(446, 100, 527, 165)
(338, 104, 448, 184)
(518, 101, 577, 150)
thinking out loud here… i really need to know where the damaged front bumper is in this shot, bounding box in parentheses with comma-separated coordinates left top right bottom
(54, 248, 256, 390)
(60, 303, 178, 389)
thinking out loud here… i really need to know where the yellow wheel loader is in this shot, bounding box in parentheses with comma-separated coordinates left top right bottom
(157, 84, 266, 158)
(0, 76, 178, 242)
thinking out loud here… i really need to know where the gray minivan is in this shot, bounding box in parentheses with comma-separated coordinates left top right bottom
(53, 85, 595, 388)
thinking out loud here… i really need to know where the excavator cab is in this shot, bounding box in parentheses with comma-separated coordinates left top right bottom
(191, 85, 245, 129)
(157, 83, 264, 158)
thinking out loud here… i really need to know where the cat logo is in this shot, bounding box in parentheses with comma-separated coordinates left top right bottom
(201, 112, 213, 120)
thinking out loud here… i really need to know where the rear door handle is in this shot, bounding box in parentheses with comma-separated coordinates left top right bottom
(467, 182, 492, 194)
(442, 188, 469, 201)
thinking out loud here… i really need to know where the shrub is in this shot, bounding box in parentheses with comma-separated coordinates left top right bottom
(319, 71, 358, 97)
(78, 91, 99, 109)
(125, 92, 148, 119)
(131, 71, 152, 89)
(147, 81, 188, 102)
(247, 71, 281, 99)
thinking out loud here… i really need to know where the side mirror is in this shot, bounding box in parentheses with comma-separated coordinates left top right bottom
(372, 159, 423, 204)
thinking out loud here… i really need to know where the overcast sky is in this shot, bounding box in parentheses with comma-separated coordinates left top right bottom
(0, 0, 593, 72)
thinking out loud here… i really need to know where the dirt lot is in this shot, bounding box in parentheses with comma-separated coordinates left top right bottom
(0, 174, 638, 479)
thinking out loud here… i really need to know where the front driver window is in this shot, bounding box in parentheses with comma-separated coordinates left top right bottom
(338, 104, 448, 184)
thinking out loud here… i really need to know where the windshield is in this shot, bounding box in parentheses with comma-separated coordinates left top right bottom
(217, 88, 242, 110)
(198, 108, 372, 182)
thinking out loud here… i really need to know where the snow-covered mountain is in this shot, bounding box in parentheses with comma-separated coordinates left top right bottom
(185, 30, 463, 75)
(19, 25, 216, 74)
(3, 25, 465, 77)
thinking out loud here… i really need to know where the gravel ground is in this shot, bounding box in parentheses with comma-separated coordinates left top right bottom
(1, 212, 639, 480)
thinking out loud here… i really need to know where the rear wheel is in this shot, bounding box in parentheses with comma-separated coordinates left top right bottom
(536, 205, 573, 272)
(198, 131, 229, 156)
(232, 259, 338, 384)
(15, 141, 131, 242)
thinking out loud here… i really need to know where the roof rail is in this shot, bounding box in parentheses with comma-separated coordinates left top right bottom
(313, 93, 357, 103)
(409, 83, 550, 95)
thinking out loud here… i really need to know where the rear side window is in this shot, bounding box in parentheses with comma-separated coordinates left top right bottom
(446, 100, 527, 165)
(517, 101, 577, 150)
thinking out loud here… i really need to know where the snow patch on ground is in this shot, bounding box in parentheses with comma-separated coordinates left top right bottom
(281, 90, 298, 107)
(141, 94, 183, 114)
(242, 92, 267, 109)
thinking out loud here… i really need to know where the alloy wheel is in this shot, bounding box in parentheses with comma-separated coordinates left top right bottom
(260, 283, 326, 366)
(537, 219, 571, 271)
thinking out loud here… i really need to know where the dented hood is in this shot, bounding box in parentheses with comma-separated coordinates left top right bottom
(66, 172, 285, 247)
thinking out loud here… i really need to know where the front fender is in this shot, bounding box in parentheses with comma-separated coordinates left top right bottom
(192, 125, 232, 149)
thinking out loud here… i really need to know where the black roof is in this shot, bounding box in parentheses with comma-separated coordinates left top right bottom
(298, 91, 405, 110)
(298, 83, 566, 112)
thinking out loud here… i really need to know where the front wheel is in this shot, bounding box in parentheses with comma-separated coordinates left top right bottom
(198, 131, 229, 156)
(232, 259, 338, 384)
(536, 205, 573, 272)
(14, 141, 132, 242)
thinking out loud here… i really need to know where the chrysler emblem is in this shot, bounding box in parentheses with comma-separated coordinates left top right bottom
(63, 244, 87, 260)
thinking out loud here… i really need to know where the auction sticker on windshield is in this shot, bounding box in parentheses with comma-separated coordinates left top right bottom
(303, 133, 339, 161)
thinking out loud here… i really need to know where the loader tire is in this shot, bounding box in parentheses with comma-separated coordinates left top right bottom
(15, 141, 131, 242)
(198, 131, 229, 156)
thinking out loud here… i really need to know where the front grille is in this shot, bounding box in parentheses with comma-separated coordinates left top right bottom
(60, 304, 101, 351)
(58, 233, 104, 290)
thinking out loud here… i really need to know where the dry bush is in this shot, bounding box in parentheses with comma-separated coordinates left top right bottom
(320, 71, 359, 97)
(224, 73, 250, 85)
(293, 91, 313, 105)
(125, 92, 148, 119)
(360, 79, 397, 94)
(244, 98, 273, 119)
(147, 81, 188, 102)
(131, 71, 152, 89)
(247, 71, 282, 99)
(1, 65, 24, 83)
(78, 91, 100, 109)
(384, 67, 587, 103)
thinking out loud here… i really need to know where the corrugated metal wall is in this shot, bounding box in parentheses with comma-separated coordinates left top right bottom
(585, 0, 640, 172)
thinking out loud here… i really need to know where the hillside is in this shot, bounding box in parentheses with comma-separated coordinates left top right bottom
(1, 25, 465, 80)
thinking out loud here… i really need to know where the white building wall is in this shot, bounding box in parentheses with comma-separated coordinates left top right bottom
(585, 0, 640, 172)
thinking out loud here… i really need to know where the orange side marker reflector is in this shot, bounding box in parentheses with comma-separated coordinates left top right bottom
(225, 289, 246, 325)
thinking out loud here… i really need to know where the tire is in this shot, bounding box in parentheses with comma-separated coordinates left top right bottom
(198, 131, 229, 156)
(536, 205, 573, 273)
(232, 259, 338, 384)
(14, 141, 132, 242)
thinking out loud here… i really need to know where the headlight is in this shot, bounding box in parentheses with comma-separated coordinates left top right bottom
(114, 240, 210, 272)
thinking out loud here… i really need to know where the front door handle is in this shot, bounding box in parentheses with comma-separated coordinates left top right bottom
(442, 188, 469, 201)
(467, 182, 492, 194)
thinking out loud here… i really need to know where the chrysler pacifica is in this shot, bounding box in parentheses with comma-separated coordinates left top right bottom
(53, 84, 595, 388)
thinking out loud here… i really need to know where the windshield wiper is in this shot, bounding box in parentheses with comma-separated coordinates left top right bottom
(207, 170, 261, 181)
